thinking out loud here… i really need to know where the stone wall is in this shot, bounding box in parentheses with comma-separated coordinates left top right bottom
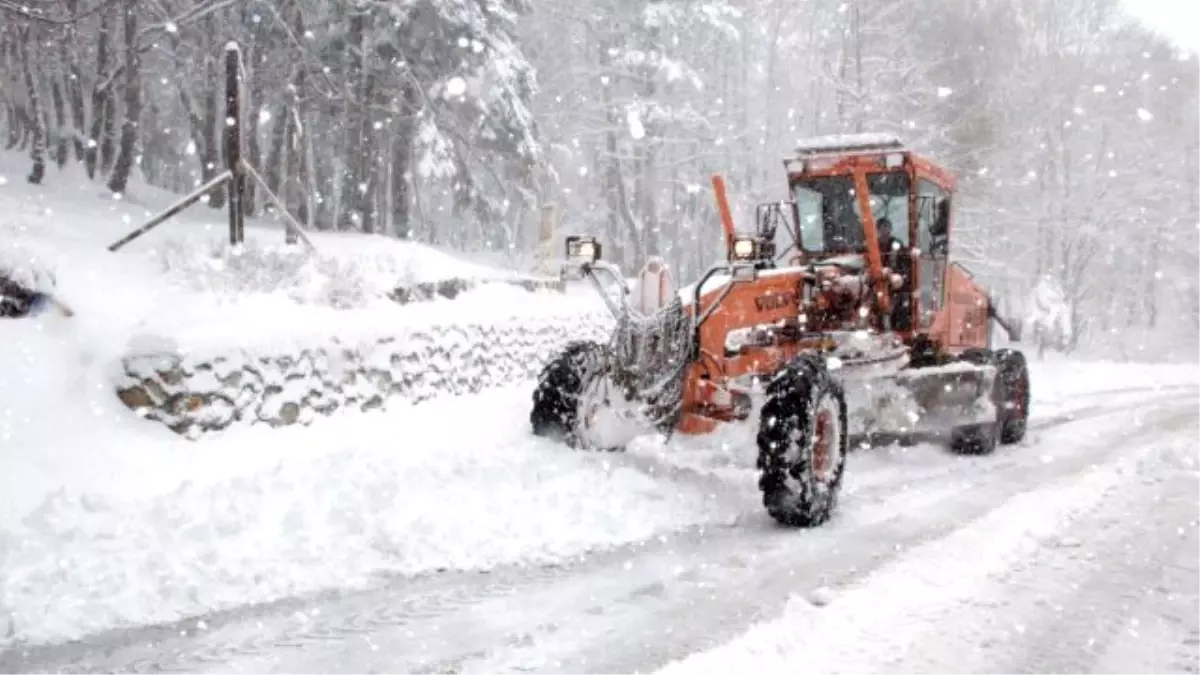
(388, 277, 564, 305)
(115, 309, 612, 438)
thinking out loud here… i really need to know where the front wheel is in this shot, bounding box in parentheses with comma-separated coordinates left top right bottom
(756, 354, 849, 528)
(530, 341, 628, 451)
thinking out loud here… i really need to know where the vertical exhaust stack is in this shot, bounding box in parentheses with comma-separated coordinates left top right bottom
(711, 174, 738, 258)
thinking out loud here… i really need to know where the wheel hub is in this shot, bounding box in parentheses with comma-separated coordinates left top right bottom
(812, 410, 832, 477)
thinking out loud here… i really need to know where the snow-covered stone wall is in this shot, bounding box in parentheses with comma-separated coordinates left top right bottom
(114, 306, 612, 438)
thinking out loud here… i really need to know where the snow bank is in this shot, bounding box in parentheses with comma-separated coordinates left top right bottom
(0, 149, 544, 322)
(150, 235, 532, 309)
(1026, 355, 1199, 402)
(0, 151, 594, 435)
(0, 382, 737, 648)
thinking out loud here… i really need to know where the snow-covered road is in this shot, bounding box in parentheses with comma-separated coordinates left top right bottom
(4, 378, 1196, 674)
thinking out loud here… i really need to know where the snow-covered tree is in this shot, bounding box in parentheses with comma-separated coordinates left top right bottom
(0, 0, 1195, 359)
(1024, 275, 1073, 358)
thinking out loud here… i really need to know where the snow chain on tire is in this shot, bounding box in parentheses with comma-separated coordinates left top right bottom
(756, 353, 849, 527)
(530, 340, 620, 451)
(949, 347, 1030, 453)
(994, 348, 1030, 444)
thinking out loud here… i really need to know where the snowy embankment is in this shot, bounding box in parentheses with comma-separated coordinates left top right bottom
(0, 153, 592, 436)
(0, 156, 722, 648)
(0, 373, 737, 648)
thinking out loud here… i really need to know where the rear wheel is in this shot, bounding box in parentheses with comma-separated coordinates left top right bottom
(948, 348, 1029, 453)
(530, 341, 624, 451)
(949, 349, 1000, 455)
(756, 354, 849, 527)
(995, 348, 1030, 444)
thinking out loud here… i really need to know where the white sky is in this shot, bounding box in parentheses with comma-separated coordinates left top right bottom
(1119, 0, 1200, 53)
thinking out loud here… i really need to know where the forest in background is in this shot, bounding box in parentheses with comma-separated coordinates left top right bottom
(1, 0, 1197, 359)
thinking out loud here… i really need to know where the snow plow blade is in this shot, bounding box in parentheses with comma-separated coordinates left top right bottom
(840, 361, 998, 438)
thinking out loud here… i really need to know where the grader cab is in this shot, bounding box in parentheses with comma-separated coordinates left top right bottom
(531, 133, 1030, 528)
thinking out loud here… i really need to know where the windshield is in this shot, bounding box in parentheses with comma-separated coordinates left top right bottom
(792, 172, 911, 254)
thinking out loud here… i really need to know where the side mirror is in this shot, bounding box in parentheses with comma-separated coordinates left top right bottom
(931, 200, 950, 238)
(565, 235, 601, 263)
(931, 234, 949, 256)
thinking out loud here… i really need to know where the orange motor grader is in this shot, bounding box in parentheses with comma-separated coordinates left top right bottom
(531, 133, 1030, 527)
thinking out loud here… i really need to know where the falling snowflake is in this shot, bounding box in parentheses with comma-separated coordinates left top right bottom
(1136, 108, 1153, 121)
(444, 77, 467, 97)
(936, 86, 953, 98)
(626, 109, 646, 140)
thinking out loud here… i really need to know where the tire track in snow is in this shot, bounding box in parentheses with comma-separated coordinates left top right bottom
(822, 432, 1199, 674)
(3, 384, 1196, 674)
(486, 402, 1198, 675)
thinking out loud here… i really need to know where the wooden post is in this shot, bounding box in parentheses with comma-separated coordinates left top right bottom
(106, 37, 317, 256)
(224, 42, 245, 247)
(538, 203, 557, 276)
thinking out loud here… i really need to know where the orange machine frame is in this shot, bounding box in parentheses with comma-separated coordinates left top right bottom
(673, 149, 991, 435)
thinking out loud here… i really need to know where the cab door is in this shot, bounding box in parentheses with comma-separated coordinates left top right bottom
(915, 179, 949, 331)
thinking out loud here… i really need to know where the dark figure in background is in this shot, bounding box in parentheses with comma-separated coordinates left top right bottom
(0, 275, 57, 318)
(875, 218, 912, 330)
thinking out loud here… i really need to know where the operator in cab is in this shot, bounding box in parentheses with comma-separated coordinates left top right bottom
(875, 217, 911, 330)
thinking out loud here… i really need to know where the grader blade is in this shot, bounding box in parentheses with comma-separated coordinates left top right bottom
(840, 361, 998, 440)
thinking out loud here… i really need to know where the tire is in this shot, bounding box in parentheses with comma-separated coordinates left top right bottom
(949, 348, 1000, 455)
(756, 354, 849, 528)
(530, 341, 622, 451)
(908, 333, 940, 368)
(995, 348, 1030, 444)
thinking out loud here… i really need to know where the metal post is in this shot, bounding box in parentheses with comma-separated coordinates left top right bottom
(224, 42, 245, 247)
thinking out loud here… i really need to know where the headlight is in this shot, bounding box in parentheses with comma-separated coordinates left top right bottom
(565, 235, 601, 262)
(731, 237, 757, 260)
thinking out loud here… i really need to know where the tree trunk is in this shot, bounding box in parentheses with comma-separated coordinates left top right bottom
(313, 132, 334, 229)
(283, 5, 312, 228)
(3, 100, 22, 150)
(86, 9, 111, 179)
(99, 96, 118, 176)
(63, 12, 87, 163)
(337, 9, 369, 232)
(18, 27, 47, 185)
(50, 73, 69, 168)
(390, 80, 420, 239)
(265, 102, 288, 206)
(107, 0, 141, 194)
